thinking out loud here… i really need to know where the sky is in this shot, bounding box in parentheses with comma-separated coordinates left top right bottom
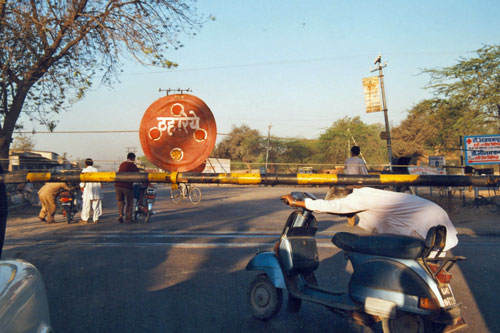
(20, 0, 500, 169)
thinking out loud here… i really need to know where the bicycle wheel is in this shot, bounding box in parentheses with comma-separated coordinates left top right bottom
(490, 196, 500, 213)
(171, 189, 183, 203)
(189, 186, 202, 205)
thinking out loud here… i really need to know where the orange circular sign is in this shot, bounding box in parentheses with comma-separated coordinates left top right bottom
(139, 94, 217, 172)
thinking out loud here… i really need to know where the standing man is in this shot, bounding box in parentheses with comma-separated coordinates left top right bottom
(115, 152, 139, 223)
(80, 158, 103, 223)
(38, 182, 71, 223)
(325, 146, 369, 201)
(344, 146, 368, 175)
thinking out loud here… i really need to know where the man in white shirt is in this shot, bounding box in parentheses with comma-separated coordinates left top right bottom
(344, 146, 368, 175)
(325, 146, 368, 201)
(80, 158, 103, 223)
(282, 187, 458, 251)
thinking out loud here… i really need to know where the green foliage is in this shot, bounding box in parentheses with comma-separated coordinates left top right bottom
(318, 117, 387, 166)
(394, 45, 500, 160)
(215, 119, 388, 171)
(137, 156, 160, 171)
(261, 138, 317, 173)
(214, 125, 264, 164)
(392, 100, 439, 158)
(423, 44, 500, 131)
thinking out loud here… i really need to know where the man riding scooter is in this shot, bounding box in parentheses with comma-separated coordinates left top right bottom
(281, 186, 458, 252)
(247, 188, 466, 332)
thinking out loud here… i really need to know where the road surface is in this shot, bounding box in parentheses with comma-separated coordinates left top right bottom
(3, 185, 499, 332)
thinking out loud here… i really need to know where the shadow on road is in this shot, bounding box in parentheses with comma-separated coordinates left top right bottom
(4, 185, 496, 332)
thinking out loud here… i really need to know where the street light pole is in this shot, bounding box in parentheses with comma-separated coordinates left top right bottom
(371, 55, 393, 169)
(265, 124, 272, 171)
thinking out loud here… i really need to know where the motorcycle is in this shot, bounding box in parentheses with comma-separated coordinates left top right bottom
(58, 188, 80, 224)
(246, 192, 467, 332)
(134, 184, 156, 223)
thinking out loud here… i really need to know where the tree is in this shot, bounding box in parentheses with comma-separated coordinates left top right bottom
(269, 139, 317, 173)
(137, 155, 159, 171)
(213, 125, 264, 169)
(392, 98, 496, 159)
(423, 44, 500, 131)
(0, 1, 207, 167)
(11, 133, 36, 151)
(318, 117, 386, 167)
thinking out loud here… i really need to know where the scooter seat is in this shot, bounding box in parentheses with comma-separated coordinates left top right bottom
(332, 232, 426, 259)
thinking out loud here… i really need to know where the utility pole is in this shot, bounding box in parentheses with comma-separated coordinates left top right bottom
(265, 124, 272, 171)
(158, 88, 192, 96)
(371, 55, 393, 168)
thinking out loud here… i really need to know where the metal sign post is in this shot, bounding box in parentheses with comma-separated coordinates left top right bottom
(365, 55, 393, 169)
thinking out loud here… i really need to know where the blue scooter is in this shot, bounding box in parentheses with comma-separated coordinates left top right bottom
(246, 192, 467, 332)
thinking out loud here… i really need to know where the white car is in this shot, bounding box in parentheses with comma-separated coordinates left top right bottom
(0, 259, 53, 333)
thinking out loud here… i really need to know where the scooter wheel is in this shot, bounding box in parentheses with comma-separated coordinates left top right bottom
(248, 274, 282, 320)
(382, 313, 430, 333)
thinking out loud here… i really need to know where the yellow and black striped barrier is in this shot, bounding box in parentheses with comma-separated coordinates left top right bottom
(1, 172, 499, 187)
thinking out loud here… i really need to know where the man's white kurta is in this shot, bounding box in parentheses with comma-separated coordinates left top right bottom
(80, 166, 103, 222)
(305, 187, 458, 251)
(80, 166, 103, 200)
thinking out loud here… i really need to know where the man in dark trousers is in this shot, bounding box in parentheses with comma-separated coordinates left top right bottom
(115, 152, 139, 223)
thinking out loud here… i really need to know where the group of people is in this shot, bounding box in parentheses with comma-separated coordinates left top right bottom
(37, 157, 104, 224)
(38, 152, 140, 224)
(36, 147, 459, 251)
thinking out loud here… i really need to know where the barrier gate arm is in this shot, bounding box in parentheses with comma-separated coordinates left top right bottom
(1, 172, 499, 187)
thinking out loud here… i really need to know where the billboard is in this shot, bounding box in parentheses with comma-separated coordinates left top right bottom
(408, 166, 446, 175)
(464, 135, 500, 165)
(362, 76, 382, 113)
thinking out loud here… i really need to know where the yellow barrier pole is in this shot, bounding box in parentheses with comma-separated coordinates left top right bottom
(1, 172, 499, 187)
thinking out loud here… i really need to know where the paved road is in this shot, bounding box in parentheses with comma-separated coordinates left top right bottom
(3, 185, 499, 332)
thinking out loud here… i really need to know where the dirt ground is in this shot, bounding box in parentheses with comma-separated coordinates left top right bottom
(7, 185, 500, 236)
(419, 188, 500, 236)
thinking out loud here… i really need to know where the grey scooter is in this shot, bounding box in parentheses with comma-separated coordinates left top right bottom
(246, 192, 467, 332)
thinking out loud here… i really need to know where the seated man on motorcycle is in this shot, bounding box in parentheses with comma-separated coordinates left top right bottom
(281, 186, 458, 252)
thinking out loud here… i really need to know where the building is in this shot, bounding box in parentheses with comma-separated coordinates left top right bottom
(8, 150, 78, 172)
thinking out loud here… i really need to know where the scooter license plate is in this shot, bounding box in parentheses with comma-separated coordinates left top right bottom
(439, 284, 456, 307)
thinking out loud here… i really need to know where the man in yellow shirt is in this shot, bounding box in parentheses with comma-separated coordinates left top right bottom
(38, 182, 71, 223)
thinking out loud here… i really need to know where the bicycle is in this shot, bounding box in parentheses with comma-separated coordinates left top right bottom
(170, 183, 202, 205)
(473, 194, 500, 213)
